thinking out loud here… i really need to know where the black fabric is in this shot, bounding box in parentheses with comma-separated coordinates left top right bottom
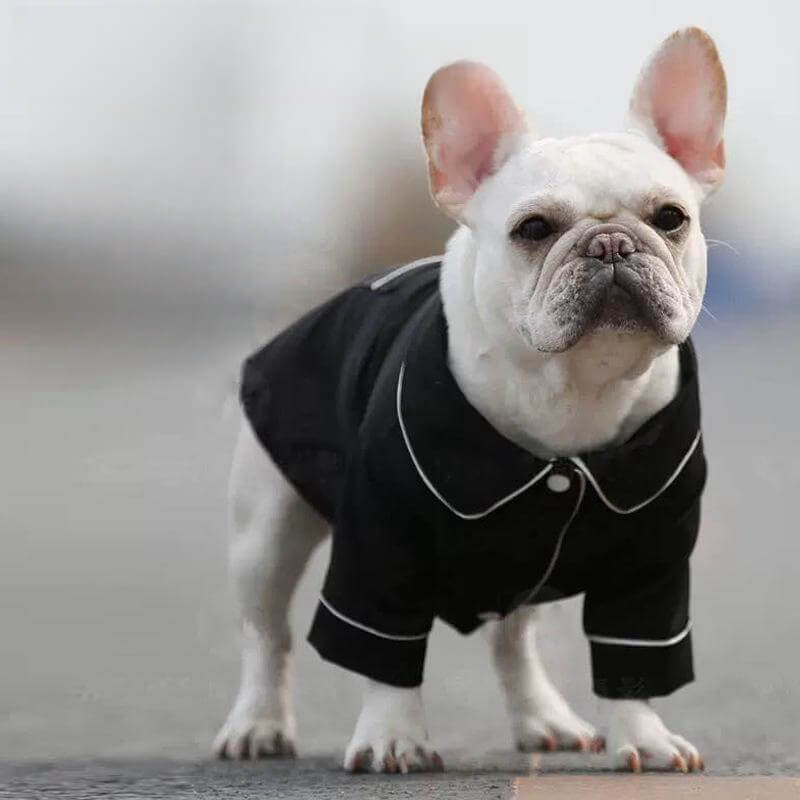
(309, 602, 428, 688)
(241, 258, 707, 699)
(590, 632, 694, 699)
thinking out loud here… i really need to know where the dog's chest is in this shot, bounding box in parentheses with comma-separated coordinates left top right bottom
(447, 342, 681, 459)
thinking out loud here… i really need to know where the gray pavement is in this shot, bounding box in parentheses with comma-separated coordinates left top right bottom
(1, 304, 798, 797)
(0, 757, 519, 800)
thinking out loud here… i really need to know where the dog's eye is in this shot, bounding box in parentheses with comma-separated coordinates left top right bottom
(652, 204, 687, 232)
(514, 215, 553, 242)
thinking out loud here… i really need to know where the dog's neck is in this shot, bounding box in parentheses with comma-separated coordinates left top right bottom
(440, 229, 680, 459)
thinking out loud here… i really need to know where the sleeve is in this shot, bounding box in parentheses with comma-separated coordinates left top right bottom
(307, 446, 435, 688)
(582, 500, 700, 699)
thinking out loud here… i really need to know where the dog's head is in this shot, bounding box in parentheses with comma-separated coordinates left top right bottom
(422, 28, 727, 353)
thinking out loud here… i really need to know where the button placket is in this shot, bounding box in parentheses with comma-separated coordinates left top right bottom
(517, 465, 586, 608)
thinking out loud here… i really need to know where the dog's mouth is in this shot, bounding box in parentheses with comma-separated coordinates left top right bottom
(536, 255, 684, 352)
(595, 282, 642, 328)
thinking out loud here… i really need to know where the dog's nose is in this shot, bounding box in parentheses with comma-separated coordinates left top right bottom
(585, 231, 635, 264)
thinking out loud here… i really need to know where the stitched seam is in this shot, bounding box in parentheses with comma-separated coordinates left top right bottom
(319, 594, 429, 642)
(396, 362, 553, 519)
(586, 621, 692, 647)
(369, 256, 442, 291)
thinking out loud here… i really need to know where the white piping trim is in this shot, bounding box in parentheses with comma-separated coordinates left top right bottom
(586, 621, 692, 648)
(397, 362, 553, 520)
(521, 469, 586, 605)
(570, 429, 702, 515)
(319, 594, 429, 642)
(369, 256, 442, 291)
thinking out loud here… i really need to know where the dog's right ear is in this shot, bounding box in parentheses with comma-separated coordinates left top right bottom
(421, 61, 526, 222)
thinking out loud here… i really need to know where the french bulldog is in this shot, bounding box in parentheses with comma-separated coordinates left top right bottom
(213, 27, 726, 774)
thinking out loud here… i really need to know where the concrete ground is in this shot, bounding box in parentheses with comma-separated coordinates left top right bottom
(1, 303, 798, 797)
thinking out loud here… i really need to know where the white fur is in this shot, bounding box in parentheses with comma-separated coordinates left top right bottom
(215, 28, 725, 774)
(489, 606, 598, 751)
(441, 220, 683, 457)
(344, 682, 440, 773)
(213, 422, 328, 760)
(606, 699, 703, 772)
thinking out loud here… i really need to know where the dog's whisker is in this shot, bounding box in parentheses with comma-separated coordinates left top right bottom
(705, 238, 740, 256)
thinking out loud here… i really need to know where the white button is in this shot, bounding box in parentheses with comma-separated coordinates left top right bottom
(478, 611, 501, 622)
(547, 473, 571, 493)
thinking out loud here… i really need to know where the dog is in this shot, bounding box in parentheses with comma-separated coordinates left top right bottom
(213, 27, 726, 773)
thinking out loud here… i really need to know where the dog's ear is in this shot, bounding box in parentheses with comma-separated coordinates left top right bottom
(422, 61, 526, 221)
(629, 27, 727, 195)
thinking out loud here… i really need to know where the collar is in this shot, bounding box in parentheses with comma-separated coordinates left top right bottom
(397, 294, 702, 519)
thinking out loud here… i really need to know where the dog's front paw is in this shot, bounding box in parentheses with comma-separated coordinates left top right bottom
(213, 698, 296, 760)
(513, 701, 603, 753)
(344, 681, 443, 773)
(607, 700, 703, 773)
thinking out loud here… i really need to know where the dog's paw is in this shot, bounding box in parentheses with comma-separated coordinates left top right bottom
(607, 700, 703, 773)
(213, 701, 296, 760)
(344, 681, 443, 774)
(512, 701, 603, 753)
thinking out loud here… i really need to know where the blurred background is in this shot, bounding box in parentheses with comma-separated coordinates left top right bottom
(1, 0, 798, 770)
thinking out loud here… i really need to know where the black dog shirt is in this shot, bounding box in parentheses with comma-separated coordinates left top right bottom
(240, 257, 707, 699)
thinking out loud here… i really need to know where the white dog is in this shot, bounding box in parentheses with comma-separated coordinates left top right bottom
(214, 27, 726, 774)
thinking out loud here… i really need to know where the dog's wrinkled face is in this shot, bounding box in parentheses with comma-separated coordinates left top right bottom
(422, 27, 727, 355)
(469, 132, 708, 352)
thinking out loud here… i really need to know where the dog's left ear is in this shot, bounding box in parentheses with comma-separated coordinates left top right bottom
(422, 61, 527, 221)
(629, 27, 727, 196)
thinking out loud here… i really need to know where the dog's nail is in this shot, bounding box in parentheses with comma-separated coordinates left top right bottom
(627, 751, 642, 773)
(385, 754, 400, 773)
(431, 752, 445, 772)
(350, 750, 368, 773)
(673, 754, 688, 773)
(398, 755, 409, 774)
(698, 756, 706, 771)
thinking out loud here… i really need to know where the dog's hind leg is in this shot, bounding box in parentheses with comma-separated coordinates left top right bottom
(489, 605, 602, 753)
(214, 418, 329, 759)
